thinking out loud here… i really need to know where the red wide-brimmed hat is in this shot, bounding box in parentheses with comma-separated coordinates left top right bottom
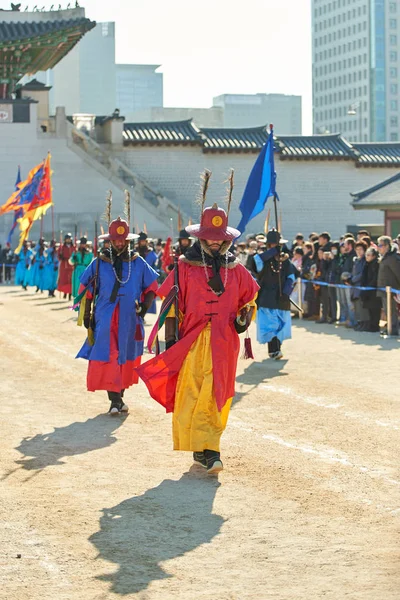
(98, 217, 139, 242)
(186, 204, 240, 241)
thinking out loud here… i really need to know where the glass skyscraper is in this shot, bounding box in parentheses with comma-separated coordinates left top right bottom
(312, 0, 400, 142)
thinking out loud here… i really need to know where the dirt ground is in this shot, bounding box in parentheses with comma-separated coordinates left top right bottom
(0, 286, 399, 600)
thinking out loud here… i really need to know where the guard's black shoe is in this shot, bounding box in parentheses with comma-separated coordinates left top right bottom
(108, 400, 122, 415)
(107, 391, 122, 415)
(193, 452, 207, 468)
(204, 449, 223, 474)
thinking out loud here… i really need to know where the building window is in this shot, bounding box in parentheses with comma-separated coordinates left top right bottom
(389, 2, 397, 13)
(390, 133, 398, 141)
(390, 51, 398, 62)
(390, 67, 398, 78)
(390, 116, 398, 127)
(391, 99, 398, 110)
(390, 35, 397, 45)
(390, 19, 397, 29)
(390, 83, 398, 94)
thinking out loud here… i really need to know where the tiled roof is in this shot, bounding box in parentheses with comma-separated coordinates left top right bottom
(201, 126, 268, 152)
(352, 143, 400, 166)
(276, 134, 355, 160)
(351, 172, 400, 209)
(22, 78, 51, 91)
(0, 18, 95, 43)
(123, 119, 203, 145)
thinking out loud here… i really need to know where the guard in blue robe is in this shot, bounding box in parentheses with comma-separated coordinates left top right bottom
(44, 241, 59, 297)
(28, 239, 47, 292)
(136, 231, 159, 314)
(15, 241, 32, 289)
(76, 218, 159, 415)
(254, 229, 296, 359)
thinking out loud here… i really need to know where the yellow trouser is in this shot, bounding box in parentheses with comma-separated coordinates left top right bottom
(173, 323, 232, 452)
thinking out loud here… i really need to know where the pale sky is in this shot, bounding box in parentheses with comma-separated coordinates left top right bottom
(2, 0, 313, 133)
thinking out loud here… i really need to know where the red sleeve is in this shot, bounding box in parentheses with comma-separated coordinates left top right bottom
(78, 283, 93, 300)
(237, 264, 259, 307)
(158, 267, 177, 298)
(144, 280, 159, 296)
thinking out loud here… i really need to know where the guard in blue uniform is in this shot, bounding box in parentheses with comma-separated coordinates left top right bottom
(254, 229, 296, 359)
(76, 218, 159, 415)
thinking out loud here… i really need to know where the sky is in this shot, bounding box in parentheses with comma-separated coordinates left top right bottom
(1, 0, 313, 133)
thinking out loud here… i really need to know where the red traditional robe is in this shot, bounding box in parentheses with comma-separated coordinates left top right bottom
(57, 243, 75, 294)
(137, 257, 259, 413)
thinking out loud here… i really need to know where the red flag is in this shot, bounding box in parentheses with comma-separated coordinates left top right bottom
(161, 237, 173, 272)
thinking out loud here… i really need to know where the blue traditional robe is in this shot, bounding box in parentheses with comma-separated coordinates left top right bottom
(28, 250, 47, 290)
(76, 254, 159, 364)
(43, 248, 60, 291)
(15, 248, 32, 286)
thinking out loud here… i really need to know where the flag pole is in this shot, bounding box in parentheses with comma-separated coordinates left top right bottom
(270, 123, 282, 297)
(51, 204, 55, 240)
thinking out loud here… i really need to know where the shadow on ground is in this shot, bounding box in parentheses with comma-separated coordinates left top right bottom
(89, 466, 223, 595)
(10, 414, 126, 474)
(34, 300, 69, 306)
(233, 357, 288, 405)
(294, 320, 399, 352)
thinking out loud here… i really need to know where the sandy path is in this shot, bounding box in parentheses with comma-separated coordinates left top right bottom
(0, 286, 399, 600)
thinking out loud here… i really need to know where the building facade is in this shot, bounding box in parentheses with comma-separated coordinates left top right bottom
(51, 21, 117, 116)
(116, 121, 400, 240)
(125, 106, 223, 128)
(312, 0, 400, 142)
(213, 93, 302, 134)
(116, 65, 163, 120)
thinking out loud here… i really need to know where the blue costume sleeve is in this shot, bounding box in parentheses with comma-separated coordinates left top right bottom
(141, 258, 159, 290)
(283, 273, 296, 296)
(254, 254, 264, 273)
(254, 247, 279, 273)
(79, 258, 97, 291)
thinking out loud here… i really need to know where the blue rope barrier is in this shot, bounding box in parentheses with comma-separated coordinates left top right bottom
(300, 279, 400, 295)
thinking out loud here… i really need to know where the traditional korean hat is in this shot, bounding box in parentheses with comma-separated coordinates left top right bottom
(99, 217, 139, 242)
(266, 228, 288, 245)
(186, 170, 240, 241)
(98, 189, 139, 242)
(178, 229, 193, 240)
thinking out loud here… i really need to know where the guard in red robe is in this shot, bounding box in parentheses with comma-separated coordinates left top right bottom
(57, 232, 75, 298)
(137, 176, 259, 474)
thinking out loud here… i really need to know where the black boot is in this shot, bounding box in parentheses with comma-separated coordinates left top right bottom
(204, 449, 223, 474)
(107, 391, 122, 415)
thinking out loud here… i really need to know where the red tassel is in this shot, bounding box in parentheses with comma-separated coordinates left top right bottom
(243, 335, 254, 360)
(135, 323, 144, 341)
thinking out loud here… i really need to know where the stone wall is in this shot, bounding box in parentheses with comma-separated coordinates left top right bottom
(116, 145, 393, 240)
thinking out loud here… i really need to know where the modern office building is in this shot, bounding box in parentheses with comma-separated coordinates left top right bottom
(50, 21, 116, 116)
(212, 93, 302, 134)
(116, 64, 163, 119)
(312, 0, 400, 142)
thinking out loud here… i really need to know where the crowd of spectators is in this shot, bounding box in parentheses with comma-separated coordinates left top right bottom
(234, 229, 400, 337)
(2, 228, 400, 337)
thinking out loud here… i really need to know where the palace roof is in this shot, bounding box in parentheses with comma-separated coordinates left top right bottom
(0, 16, 95, 85)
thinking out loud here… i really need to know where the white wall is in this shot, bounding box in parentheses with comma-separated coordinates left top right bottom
(117, 145, 393, 240)
(0, 124, 171, 243)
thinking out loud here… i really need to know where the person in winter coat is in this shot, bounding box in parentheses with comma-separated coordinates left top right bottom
(377, 236, 400, 336)
(351, 241, 369, 331)
(361, 247, 381, 332)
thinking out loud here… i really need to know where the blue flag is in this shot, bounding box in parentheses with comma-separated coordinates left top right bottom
(6, 166, 22, 245)
(236, 127, 277, 234)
